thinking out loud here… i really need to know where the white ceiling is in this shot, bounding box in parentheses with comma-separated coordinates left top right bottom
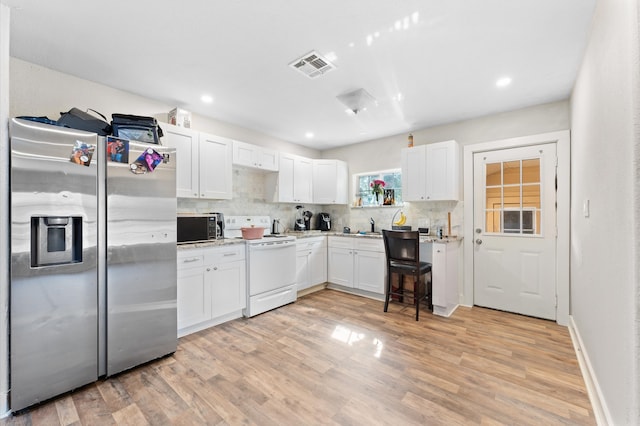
(4, 0, 596, 150)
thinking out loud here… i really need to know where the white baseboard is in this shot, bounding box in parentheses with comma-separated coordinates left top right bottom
(568, 315, 612, 426)
(433, 303, 459, 317)
(0, 391, 9, 418)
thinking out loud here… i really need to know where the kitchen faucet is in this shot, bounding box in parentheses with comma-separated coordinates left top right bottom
(370, 217, 375, 233)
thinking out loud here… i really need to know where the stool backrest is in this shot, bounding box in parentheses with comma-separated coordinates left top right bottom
(382, 230, 421, 266)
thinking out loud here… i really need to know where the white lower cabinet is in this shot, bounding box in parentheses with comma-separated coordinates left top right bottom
(177, 252, 210, 330)
(420, 240, 461, 317)
(177, 244, 246, 336)
(354, 248, 385, 293)
(327, 237, 385, 294)
(296, 237, 327, 291)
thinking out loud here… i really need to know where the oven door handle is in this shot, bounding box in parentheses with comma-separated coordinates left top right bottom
(249, 241, 294, 250)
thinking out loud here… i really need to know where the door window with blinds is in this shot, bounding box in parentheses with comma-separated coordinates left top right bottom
(485, 158, 542, 235)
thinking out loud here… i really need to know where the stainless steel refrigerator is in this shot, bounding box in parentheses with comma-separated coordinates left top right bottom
(10, 117, 177, 411)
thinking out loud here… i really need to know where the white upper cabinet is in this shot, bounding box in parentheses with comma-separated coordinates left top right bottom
(401, 145, 427, 201)
(162, 123, 200, 198)
(401, 140, 459, 201)
(266, 152, 313, 203)
(312, 159, 348, 204)
(426, 140, 459, 201)
(232, 140, 279, 171)
(161, 123, 232, 199)
(198, 132, 233, 200)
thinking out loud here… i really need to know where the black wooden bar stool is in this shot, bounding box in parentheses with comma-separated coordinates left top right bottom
(382, 230, 432, 321)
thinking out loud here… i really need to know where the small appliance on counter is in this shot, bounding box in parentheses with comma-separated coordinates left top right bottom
(303, 210, 313, 230)
(318, 212, 331, 231)
(177, 212, 224, 243)
(272, 218, 282, 234)
(294, 205, 306, 231)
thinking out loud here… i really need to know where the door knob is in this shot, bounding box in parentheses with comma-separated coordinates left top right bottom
(475, 239, 483, 245)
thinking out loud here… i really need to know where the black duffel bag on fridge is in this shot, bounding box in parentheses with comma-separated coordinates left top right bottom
(111, 113, 163, 144)
(58, 108, 112, 135)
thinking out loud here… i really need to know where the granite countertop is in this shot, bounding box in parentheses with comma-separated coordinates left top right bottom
(178, 232, 462, 248)
(177, 238, 247, 249)
(328, 232, 462, 243)
(284, 230, 326, 239)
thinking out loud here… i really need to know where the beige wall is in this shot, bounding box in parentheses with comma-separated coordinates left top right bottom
(0, 3, 9, 417)
(9, 58, 320, 159)
(320, 101, 570, 234)
(570, 0, 640, 423)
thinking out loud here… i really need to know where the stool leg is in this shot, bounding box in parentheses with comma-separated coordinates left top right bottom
(428, 271, 433, 311)
(384, 270, 391, 312)
(415, 275, 419, 321)
(399, 274, 404, 303)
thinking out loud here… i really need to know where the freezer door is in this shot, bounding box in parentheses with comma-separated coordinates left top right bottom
(106, 141, 177, 375)
(10, 118, 99, 411)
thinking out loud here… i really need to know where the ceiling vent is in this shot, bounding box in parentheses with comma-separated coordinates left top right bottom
(289, 51, 336, 79)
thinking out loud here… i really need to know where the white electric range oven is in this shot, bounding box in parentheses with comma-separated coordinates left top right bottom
(225, 216, 297, 317)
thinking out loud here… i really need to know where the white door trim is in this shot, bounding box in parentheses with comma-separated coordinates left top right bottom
(463, 130, 570, 325)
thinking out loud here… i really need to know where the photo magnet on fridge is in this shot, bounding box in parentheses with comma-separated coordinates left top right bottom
(70, 140, 95, 166)
(106, 137, 130, 163)
(130, 148, 163, 174)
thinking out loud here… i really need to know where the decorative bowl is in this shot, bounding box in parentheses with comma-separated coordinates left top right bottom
(241, 226, 265, 240)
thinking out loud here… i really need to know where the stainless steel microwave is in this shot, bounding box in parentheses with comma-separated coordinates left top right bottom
(177, 213, 224, 243)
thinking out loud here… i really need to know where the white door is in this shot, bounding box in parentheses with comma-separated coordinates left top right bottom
(473, 144, 557, 320)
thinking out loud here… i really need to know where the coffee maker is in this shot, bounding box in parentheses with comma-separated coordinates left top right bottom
(294, 205, 306, 231)
(303, 210, 313, 231)
(318, 212, 331, 231)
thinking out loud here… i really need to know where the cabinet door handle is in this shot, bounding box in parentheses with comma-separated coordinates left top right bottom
(213, 266, 218, 270)
(223, 252, 237, 257)
(183, 258, 200, 263)
(206, 268, 211, 272)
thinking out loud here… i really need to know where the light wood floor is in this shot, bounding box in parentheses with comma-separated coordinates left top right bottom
(2, 289, 594, 425)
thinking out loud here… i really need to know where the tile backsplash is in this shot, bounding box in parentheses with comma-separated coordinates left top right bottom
(177, 167, 323, 232)
(178, 167, 463, 236)
(321, 201, 463, 236)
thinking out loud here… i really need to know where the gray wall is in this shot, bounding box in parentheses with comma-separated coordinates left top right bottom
(0, 3, 9, 417)
(9, 58, 320, 160)
(570, 0, 640, 423)
(321, 100, 570, 233)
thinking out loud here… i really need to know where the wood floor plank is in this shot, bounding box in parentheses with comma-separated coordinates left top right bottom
(1, 289, 595, 425)
(55, 395, 80, 426)
(111, 404, 148, 426)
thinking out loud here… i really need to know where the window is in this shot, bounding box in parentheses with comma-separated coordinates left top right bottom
(485, 158, 541, 235)
(354, 169, 402, 207)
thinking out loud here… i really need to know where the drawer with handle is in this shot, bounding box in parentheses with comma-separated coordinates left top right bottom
(177, 249, 204, 270)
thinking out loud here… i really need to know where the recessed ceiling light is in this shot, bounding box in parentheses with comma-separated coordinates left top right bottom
(201, 94, 214, 103)
(496, 77, 512, 88)
(305, 132, 314, 139)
